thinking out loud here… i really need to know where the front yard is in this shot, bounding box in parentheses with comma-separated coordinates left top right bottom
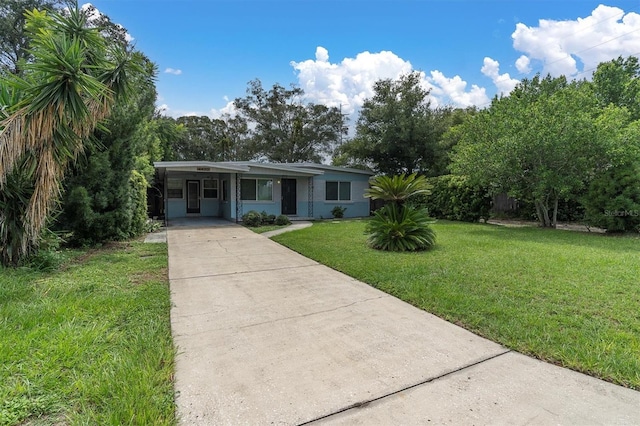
(0, 242, 174, 425)
(272, 220, 640, 390)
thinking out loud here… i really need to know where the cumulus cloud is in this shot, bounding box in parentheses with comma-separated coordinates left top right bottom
(427, 71, 489, 106)
(481, 57, 520, 95)
(291, 46, 491, 115)
(80, 3, 134, 42)
(515, 55, 531, 73)
(512, 4, 640, 78)
(164, 68, 182, 75)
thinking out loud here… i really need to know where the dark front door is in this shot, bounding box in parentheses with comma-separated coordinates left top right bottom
(281, 179, 297, 215)
(186, 180, 200, 214)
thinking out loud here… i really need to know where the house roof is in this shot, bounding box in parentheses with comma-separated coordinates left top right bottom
(154, 161, 374, 177)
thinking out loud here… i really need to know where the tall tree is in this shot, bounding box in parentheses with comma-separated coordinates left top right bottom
(234, 79, 346, 163)
(339, 71, 448, 175)
(57, 54, 157, 246)
(593, 56, 640, 120)
(0, 5, 138, 264)
(0, 0, 57, 74)
(450, 75, 610, 227)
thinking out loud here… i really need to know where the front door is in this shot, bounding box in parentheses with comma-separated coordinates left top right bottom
(186, 180, 200, 214)
(281, 178, 297, 215)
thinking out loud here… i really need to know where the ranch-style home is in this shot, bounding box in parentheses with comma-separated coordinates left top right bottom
(153, 161, 374, 222)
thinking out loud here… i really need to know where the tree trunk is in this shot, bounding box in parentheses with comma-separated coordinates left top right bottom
(534, 199, 552, 227)
(551, 193, 559, 228)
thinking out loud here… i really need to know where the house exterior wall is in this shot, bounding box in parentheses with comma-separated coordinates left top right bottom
(163, 171, 229, 219)
(236, 175, 310, 219)
(159, 164, 372, 221)
(312, 171, 371, 219)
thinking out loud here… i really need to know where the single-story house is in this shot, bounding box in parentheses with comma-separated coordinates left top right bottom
(152, 161, 374, 222)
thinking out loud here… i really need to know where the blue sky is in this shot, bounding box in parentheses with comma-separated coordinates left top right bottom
(88, 1, 640, 119)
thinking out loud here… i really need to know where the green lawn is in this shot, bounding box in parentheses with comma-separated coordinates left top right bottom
(0, 242, 175, 425)
(272, 220, 640, 390)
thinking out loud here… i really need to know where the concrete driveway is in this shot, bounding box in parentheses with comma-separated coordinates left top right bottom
(168, 222, 640, 425)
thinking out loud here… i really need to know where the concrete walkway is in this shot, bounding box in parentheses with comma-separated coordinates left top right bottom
(168, 223, 640, 425)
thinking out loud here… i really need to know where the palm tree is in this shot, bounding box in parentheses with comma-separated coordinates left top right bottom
(364, 173, 432, 206)
(364, 173, 436, 251)
(0, 5, 137, 265)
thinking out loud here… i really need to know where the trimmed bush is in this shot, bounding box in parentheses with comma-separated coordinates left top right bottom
(260, 211, 276, 224)
(242, 210, 263, 227)
(275, 215, 291, 226)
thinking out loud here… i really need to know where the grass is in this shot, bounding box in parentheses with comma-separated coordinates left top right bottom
(0, 241, 175, 425)
(272, 219, 640, 390)
(244, 224, 291, 234)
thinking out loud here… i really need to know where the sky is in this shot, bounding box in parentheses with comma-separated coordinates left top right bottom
(87, 0, 640, 121)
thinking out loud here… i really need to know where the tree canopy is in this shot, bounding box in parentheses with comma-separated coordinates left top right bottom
(234, 79, 346, 163)
(449, 74, 632, 227)
(337, 71, 450, 175)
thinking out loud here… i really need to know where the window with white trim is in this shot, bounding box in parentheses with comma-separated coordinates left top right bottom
(167, 178, 183, 199)
(325, 181, 351, 201)
(203, 179, 218, 199)
(241, 179, 273, 201)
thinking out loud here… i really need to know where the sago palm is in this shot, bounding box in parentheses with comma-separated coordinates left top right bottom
(0, 5, 137, 264)
(364, 173, 436, 251)
(364, 173, 432, 206)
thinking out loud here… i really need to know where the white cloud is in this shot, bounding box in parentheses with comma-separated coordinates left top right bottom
(164, 68, 182, 76)
(481, 57, 520, 96)
(80, 3, 134, 42)
(427, 71, 490, 107)
(515, 55, 531, 73)
(291, 46, 491, 115)
(210, 100, 237, 118)
(512, 5, 640, 78)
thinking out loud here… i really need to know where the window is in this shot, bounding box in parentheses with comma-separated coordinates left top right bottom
(326, 181, 351, 201)
(241, 179, 273, 201)
(203, 179, 218, 199)
(167, 178, 183, 199)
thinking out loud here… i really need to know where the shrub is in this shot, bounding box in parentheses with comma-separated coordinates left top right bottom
(331, 206, 347, 218)
(365, 204, 436, 251)
(582, 162, 640, 232)
(365, 174, 436, 251)
(260, 211, 276, 224)
(242, 210, 263, 227)
(419, 175, 491, 222)
(275, 215, 291, 226)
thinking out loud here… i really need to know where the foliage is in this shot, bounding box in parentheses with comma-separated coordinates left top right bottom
(0, 6, 139, 265)
(0, 0, 56, 74)
(338, 71, 450, 175)
(450, 75, 612, 227)
(234, 79, 346, 162)
(241, 210, 263, 227)
(0, 167, 34, 265)
(419, 174, 491, 222)
(275, 215, 291, 226)
(331, 205, 347, 218)
(260, 210, 276, 224)
(364, 173, 436, 251)
(582, 162, 640, 232)
(56, 54, 157, 246)
(365, 173, 432, 205)
(174, 114, 250, 161)
(593, 56, 640, 120)
(0, 242, 175, 424)
(273, 220, 640, 389)
(365, 203, 436, 251)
